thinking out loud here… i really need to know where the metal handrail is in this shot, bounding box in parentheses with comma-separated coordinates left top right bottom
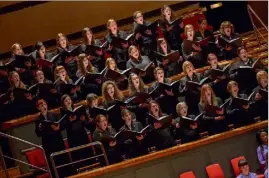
(247, 4, 268, 48)
(0, 132, 52, 178)
(50, 141, 109, 178)
(247, 5, 268, 31)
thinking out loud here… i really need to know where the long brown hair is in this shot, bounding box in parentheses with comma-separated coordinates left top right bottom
(128, 45, 141, 61)
(8, 71, 26, 89)
(161, 5, 175, 21)
(82, 27, 95, 45)
(102, 80, 124, 106)
(56, 33, 69, 47)
(148, 100, 163, 117)
(105, 58, 120, 72)
(128, 73, 146, 96)
(54, 65, 70, 81)
(77, 54, 95, 76)
(199, 84, 217, 107)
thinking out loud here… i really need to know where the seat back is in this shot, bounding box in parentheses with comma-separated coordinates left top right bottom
(179, 171, 196, 178)
(205, 163, 225, 178)
(23, 147, 47, 168)
(230, 156, 246, 176)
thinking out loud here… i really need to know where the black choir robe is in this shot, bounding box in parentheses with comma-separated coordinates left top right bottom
(105, 31, 130, 70)
(178, 73, 203, 115)
(218, 33, 241, 60)
(133, 21, 158, 57)
(151, 78, 178, 115)
(159, 18, 184, 51)
(55, 45, 78, 80)
(224, 94, 255, 127)
(119, 121, 148, 158)
(251, 85, 268, 120)
(203, 65, 230, 101)
(229, 58, 259, 95)
(198, 97, 228, 135)
(80, 39, 105, 71)
(35, 112, 74, 177)
(60, 108, 93, 170)
(92, 127, 121, 164)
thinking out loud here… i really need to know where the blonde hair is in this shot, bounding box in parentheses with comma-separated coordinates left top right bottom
(106, 19, 117, 29)
(153, 67, 164, 76)
(86, 93, 98, 106)
(184, 24, 194, 36)
(257, 71, 268, 84)
(54, 65, 70, 81)
(220, 21, 234, 35)
(102, 80, 124, 106)
(8, 71, 25, 89)
(199, 84, 217, 106)
(77, 53, 95, 76)
(11, 43, 24, 55)
(182, 61, 194, 74)
(56, 33, 69, 47)
(128, 45, 141, 61)
(128, 73, 146, 96)
(82, 27, 95, 45)
(227, 80, 238, 94)
(105, 58, 119, 72)
(176, 102, 188, 116)
(133, 11, 142, 19)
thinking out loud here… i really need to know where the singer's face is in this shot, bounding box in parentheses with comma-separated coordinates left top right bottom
(208, 54, 218, 66)
(135, 13, 144, 24)
(106, 84, 115, 98)
(64, 96, 72, 108)
(260, 76, 268, 88)
(150, 103, 159, 114)
(109, 21, 118, 33)
(179, 104, 188, 117)
(86, 31, 92, 41)
(224, 27, 231, 36)
(239, 49, 248, 62)
(38, 101, 48, 113)
(187, 29, 194, 39)
(98, 116, 108, 130)
(109, 60, 116, 70)
(130, 47, 139, 59)
(11, 72, 20, 84)
(163, 7, 171, 18)
(155, 69, 164, 81)
(36, 71, 45, 83)
(123, 112, 132, 125)
(83, 58, 89, 67)
(38, 45, 46, 58)
(131, 74, 140, 88)
(59, 36, 67, 49)
(13, 45, 23, 55)
(200, 20, 208, 30)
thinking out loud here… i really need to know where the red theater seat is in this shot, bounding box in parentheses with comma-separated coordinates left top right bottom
(230, 156, 246, 176)
(179, 171, 196, 178)
(24, 148, 47, 168)
(205, 163, 225, 178)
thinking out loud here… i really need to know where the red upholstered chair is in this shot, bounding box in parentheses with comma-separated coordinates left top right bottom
(230, 156, 246, 176)
(21, 147, 49, 178)
(23, 147, 47, 169)
(205, 163, 225, 178)
(179, 171, 196, 178)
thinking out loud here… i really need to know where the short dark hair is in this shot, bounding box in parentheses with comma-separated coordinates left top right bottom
(238, 159, 248, 168)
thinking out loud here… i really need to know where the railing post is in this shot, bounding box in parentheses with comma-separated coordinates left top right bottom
(0, 146, 10, 178)
(247, 5, 261, 47)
